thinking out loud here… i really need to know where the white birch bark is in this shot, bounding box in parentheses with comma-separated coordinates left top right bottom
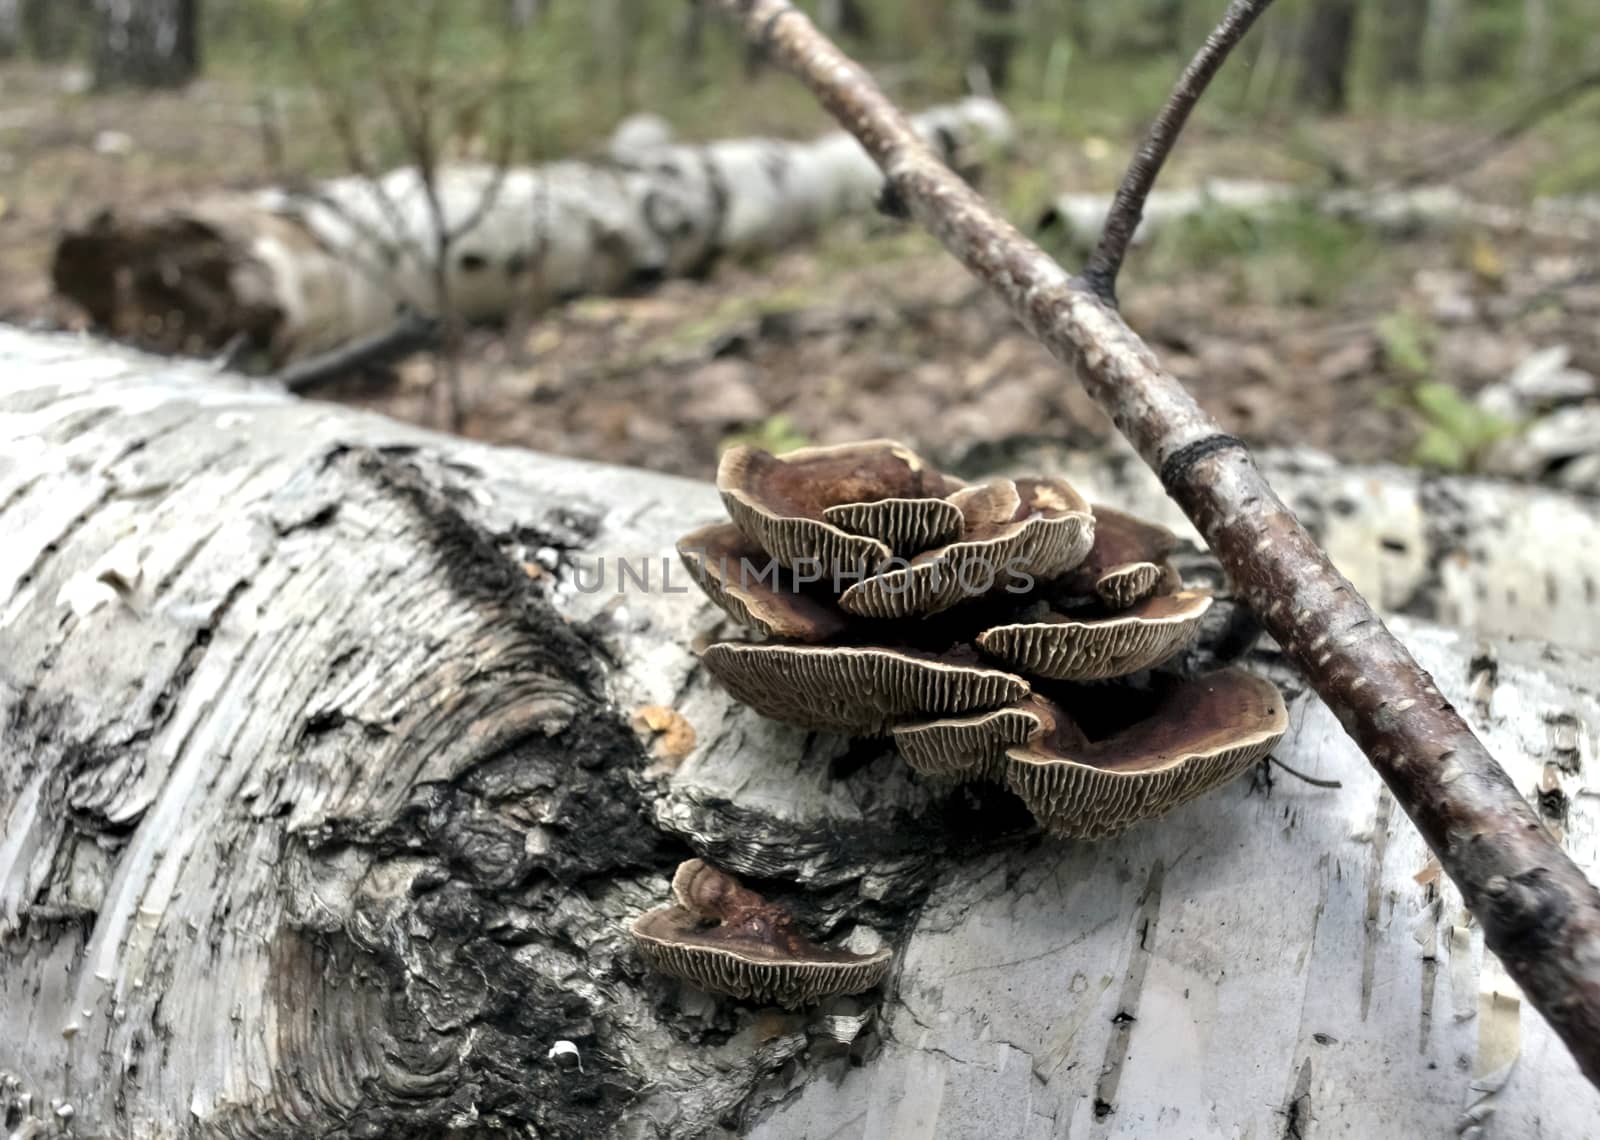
(1040, 179, 1600, 252)
(1007, 438, 1600, 655)
(50, 100, 1014, 363)
(0, 327, 1596, 1137)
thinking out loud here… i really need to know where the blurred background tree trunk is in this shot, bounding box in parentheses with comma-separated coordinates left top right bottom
(817, 0, 871, 39)
(1293, 0, 1358, 112)
(1520, 0, 1550, 79)
(590, 0, 640, 112)
(1150, 0, 1184, 53)
(971, 0, 1018, 91)
(1380, 0, 1430, 90)
(22, 0, 85, 60)
(93, 0, 200, 89)
(1066, 0, 1093, 55)
(0, 0, 19, 58)
(677, 0, 707, 87)
(502, 0, 538, 29)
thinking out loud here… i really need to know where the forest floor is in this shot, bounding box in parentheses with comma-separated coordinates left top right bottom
(2, 58, 1597, 482)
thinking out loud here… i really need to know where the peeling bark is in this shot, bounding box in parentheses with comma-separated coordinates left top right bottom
(50, 100, 1013, 363)
(2, 329, 1599, 1136)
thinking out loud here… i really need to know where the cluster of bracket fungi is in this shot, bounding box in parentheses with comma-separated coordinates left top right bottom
(631, 439, 1287, 1004)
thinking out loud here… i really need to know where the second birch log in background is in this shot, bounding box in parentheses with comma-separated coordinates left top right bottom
(50, 99, 1012, 363)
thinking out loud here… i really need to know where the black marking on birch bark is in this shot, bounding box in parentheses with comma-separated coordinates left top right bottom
(697, 149, 732, 275)
(1418, 897, 1440, 1051)
(1095, 859, 1164, 1119)
(1359, 791, 1394, 1019)
(262, 450, 694, 1136)
(356, 448, 608, 693)
(1411, 477, 1473, 621)
(1280, 1057, 1314, 1140)
(1158, 433, 1250, 494)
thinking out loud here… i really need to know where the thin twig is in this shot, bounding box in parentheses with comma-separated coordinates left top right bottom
(707, 0, 1600, 1088)
(1270, 755, 1343, 790)
(274, 312, 439, 394)
(1081, 0, 1276, 302)
(1396, 66, 1600, 188)
(294, 18, 435, 300)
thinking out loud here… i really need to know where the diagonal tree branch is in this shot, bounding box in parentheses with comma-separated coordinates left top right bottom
(1395, 65, 1600, 188)
(709, 0, 1600, 1087)
(1082, 0, 1276, 302)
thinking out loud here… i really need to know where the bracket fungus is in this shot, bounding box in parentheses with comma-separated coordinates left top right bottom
(1004, 669, 1287, 839)
(975, 590, 1214, 683)
(679, 439, 1287, 838)
(631, 859, 892, 1007)
(1057, 506, 1182, 609)
(717, 439, 962, 574)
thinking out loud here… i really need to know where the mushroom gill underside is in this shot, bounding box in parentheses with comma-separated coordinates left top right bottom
(680, 441, 1288, 840)
(631, 905, 891, 1008)
(630, 859, 893, 1007)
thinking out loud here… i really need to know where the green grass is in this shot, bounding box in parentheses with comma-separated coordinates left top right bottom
(1142, 200, 1385, 308)
(1375, 308, 1520, 472)
(721, 414, 812, 455)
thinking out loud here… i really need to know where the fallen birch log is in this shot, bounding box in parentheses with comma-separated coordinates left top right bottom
(989, 437, 1600, 655)
(49, 99, 1012, 364)
(1040, 178, 1600, 251)
(1, 328, 1597, 1137)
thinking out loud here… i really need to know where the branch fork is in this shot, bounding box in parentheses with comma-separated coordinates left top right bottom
(707, 0, 1600, 1086)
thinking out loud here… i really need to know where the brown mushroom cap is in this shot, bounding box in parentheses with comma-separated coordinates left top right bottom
(701, 641, 1030, 735)
(631, 859, 892, 1008)
(975, 590, 1213, 682)
(678, 522, 849, 643)
(893, 696, 1057, 783)
(837, 478, 1095, 620)
(718, 441, 961, 575)
(1093, 561, 1168, 609)
(1002, 668, 1287, 839)
(1053, 506, 1181, 610)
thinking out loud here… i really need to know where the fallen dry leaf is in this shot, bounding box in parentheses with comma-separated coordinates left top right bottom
(632, 704, 697, 769)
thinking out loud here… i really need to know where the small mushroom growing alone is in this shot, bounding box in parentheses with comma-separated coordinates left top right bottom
(677, 438, 1286, 837)
(631, 859, 892, 1007)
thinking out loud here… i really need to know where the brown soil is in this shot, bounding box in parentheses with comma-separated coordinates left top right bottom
(4, 59, 1597, 483)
